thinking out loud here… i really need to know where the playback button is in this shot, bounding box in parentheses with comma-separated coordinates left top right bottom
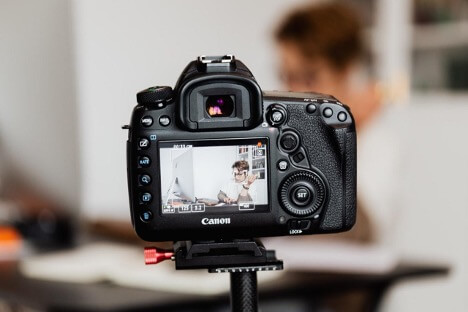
(140, 192, 152, 203)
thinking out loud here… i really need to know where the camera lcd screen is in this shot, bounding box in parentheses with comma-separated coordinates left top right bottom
(159, 138, 269, 215)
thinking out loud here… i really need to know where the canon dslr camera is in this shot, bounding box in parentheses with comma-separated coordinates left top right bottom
(126, 55, 356, 242)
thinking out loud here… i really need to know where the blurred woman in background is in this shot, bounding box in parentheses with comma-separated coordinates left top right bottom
(275, 2, 401, 245)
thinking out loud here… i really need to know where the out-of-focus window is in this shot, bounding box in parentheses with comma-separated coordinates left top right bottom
(412, 0, 468, 91)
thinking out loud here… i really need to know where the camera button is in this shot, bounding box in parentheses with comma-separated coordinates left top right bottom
(139, 174, 152, 185)
(159, 115, 171, 126)
(292, 152, 305, 163)
(272, 111, 284, 122)
(293, 187, 311, 205)
(338, 111, 347, 122)
(138, 138, 150, 149)
(280, 132, 300, 153)
(267, 104, 287, 126)
(277, 160, 289, 171)
(289, 220, 299, 229)
(323, 107, 333, 118)
(306, 104, 317, 114)
(141, 192, 152, 203)
(140, 211, 153, 222)
(138, 156, 151, 167)
(297, 220, 311, 230)
(141, 116, 153, 127)
(289, 219, 311, 230)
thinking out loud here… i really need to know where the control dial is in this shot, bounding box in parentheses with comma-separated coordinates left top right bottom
(137, 86, 174, 108)
(279, 171, 327, 217)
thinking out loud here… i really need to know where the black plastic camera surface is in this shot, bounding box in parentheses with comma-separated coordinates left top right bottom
(126, 55, 356, 242)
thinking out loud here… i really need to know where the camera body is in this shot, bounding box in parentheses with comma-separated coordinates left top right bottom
(126, 55, 356, 242)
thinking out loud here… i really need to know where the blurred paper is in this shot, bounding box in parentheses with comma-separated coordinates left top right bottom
(19, 242, 283, 295)
(20, 239, 400, 296)
(265, 238, 398, 274)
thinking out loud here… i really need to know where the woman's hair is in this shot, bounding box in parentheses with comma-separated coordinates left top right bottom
(275, 2, 364, 70)
(232, 160, 249, 172)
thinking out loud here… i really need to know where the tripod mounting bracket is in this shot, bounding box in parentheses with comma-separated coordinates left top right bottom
(173, 239, 283, 273)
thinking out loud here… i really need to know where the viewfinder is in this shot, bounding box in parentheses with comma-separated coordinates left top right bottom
(206, 95, 235, 117)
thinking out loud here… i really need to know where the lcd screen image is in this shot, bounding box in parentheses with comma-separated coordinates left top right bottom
(158, 139, 269, 215)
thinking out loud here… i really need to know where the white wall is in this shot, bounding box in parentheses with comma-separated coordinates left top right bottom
(71, 0, 306, 220)
(0, 0, 79, 208)
(192, 146, 237, 200)
(381, 93, 468, 311)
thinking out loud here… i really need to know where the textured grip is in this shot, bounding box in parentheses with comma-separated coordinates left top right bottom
(286, 103, 356, 232)
(344, 132, 357, 229)
(230, 272, 258, 312)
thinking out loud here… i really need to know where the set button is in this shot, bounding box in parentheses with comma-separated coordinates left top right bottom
(293, 187, 311, 205)
(290, 184, 314, 207)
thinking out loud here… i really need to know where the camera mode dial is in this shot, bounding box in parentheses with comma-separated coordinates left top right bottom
(279, 171, 326, 217)
(137, 86, 174, 108)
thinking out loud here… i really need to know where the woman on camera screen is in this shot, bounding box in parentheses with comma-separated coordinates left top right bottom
(218, 160, 257, 205)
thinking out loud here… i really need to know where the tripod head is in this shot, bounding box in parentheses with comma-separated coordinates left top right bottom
(144, 239, 283, 312)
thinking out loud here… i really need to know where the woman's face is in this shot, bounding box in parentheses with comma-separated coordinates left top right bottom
(277, 41, 347, 97)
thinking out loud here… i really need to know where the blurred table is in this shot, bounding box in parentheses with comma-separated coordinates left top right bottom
(0, 260, 449, 312)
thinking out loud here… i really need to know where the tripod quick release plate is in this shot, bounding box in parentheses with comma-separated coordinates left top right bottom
(173, 240, 283, 273)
